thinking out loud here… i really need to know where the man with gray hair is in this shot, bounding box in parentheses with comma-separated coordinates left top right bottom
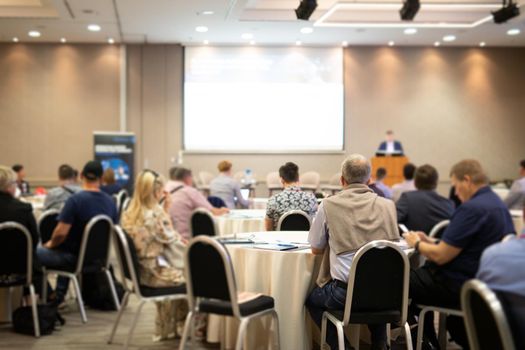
(165, 167, 229, 239)
(306, 154, 399, 350)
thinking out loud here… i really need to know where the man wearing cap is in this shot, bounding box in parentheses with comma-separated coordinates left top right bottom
(37, 160, 118, 304)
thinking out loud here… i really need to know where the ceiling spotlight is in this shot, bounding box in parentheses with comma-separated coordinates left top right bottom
(507, 28, 521, 35)
(492, 0, 520, 24)
(13, 37, 19, 42)
(195, 26, 208, 33)
(434, 41, 440, 47)
(342, 41, 348, 47)
(300, 27, 314, 34)
(404, 28, 417, 35)
(28, 30, 41, 37)
(295, 0, 318, 20)
(443, 35, 456, 42)
(296, 40, 302, 46)
(388, 41, 395, 46)
(87, 24, 101, 32)
(203, 40, 209, 45)
(479, 41, 486, 47)
(200, 10, 214, 15)
(60, 37, 67, 43)
(108, 38, 115, 44)
(241, 33, 253, 40)
(400, 0, 420, 21)
(250, 40, 256, 45)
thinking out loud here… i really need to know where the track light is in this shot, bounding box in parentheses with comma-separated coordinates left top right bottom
(295, 0, 317, 20)
(492, 0, 520, 24)
(400, 0, 420, 21)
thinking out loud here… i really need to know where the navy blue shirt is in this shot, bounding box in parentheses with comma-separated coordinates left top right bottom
(439, 186, 515, 288)
(100, 183, 122, 196)
(58, 190, 118, 255)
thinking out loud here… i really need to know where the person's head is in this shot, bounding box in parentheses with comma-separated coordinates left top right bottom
(279, 162, 299, 185)
(102, 168, 116, 185)
(173, 167, 193, 186)
(124, 169, 166, 226)
(403, 163, 416, 180)
(520, 159, 525, 177)
(0, 165, 17, 196)
(386, 130, 394, 142)
(341, 154, 371, 186)
(81, 161, 104, 186)
(376, 167, 387, 182)
(415, 164, 439, 191)
(12, 164, 25, 181)
(218, 160, 232, 174)
(58, 164, 76, 182)
(450, 159, 489, 203)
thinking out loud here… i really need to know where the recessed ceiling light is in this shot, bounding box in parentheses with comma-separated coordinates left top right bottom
(195, 26, 208, 33)
(12, 37, 19, 42)
(108, 38, 115, 44)
(60, 37, 67, 43)
(203, 40, 209, 45)
(296, 40, 302, 46)
(28, 30, 41, 38)
(87, 24, 101, 32)
(388, 40, 395, 46)
(250, 40, 256, 45)
(507, 28, 520, 36)
(342, 41, 348, 47)
(443, 35, 456, 42)
(479, 41, 486, 47)
(404, 28, 418, 35)
(434, 41, 440, 47)
(241, 33, 253, 40)
(300, 27, 314, 34)
(201, 10, 214, 15)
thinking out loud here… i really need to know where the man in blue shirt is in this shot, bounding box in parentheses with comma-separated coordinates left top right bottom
(37, 161, 118, 304)
(404, 159, 514, 349)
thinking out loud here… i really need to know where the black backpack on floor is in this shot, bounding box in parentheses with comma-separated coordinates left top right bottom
(81, 266, 125, 311)
(12, 303, 65, 336)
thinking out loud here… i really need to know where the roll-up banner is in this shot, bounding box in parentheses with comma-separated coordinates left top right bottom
(94, 132, 135, 193)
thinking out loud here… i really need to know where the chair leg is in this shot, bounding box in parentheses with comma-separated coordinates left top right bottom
(108, 291, 130, 344)
(235, 318, 250, 350)
(124, 300, 145, 350)
(404, 322, 414, 350)
(416, 308, 429, 350)
(320, 313, 328, 349)
(70, 275, 87, 323)
(29, 284, 40, 337)
(437, 313, 447, 350)
(272, 310, 281, 350)
(387, 323, 392, 348)
(104, 269, 121, 310)
(41, 268, 47, 300)
(178, 311, 194, 350)
(335, 322, 345, 350)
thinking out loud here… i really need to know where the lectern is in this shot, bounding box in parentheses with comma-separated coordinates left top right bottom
(371, 156, 409, 187)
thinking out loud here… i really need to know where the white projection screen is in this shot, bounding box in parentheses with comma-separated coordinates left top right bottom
(184, 46, 344, 152)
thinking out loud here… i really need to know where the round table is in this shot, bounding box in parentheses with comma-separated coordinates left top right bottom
(216, 209, 266, 236)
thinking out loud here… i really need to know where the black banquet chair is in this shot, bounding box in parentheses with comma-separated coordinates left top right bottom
(189, 208, 218, 237)
(37, 208, 60, 244)
(276, 210, 311, 231)
(0, 222, 40, 337)
(43, 215, 120, 323)
(461, 279, 516, 350)
(321, 240, 413, 350)
(108, 226, 187, 350)
(179, 235, 280, 350)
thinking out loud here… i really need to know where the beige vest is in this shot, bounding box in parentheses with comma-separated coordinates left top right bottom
(316, 183, 399, 286)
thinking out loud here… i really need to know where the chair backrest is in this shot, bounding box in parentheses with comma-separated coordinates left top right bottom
(461, 279, 516, 350)
(76, 215, 114, 274)
(185, 236, 241, 316)
(208, 196, 226, 208)
(266, 172, 282, 189)
(116, 189, 129, 219)
(0, 222, 33, 285)
(277, 210, 311, 231)
(429, 220, 450, 238)
(198, 171, 214, 186)
(300, 171, 321, 190)
(113, 225, 142, 295)
(37, 209, 60, 244)
(190, 209, 218, 237)
(343, 240, 409, 327)
(329, 173, 341, 186)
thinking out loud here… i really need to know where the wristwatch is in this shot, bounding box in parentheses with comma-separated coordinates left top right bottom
(415, 240, 421, 252)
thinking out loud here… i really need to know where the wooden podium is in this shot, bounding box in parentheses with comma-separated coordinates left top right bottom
(371, 156, 409, 187)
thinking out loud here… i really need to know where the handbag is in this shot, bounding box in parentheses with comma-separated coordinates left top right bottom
(12, 303, 65, 336)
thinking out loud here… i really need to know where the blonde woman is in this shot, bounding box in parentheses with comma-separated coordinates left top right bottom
(121, 169, 187, 341)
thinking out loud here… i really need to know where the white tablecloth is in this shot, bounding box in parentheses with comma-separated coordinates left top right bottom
(251, 198, 269, 210)
(216, 209, 266, 236)
(511, 209, 523, 233)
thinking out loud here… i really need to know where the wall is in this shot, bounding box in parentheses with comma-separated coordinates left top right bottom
(0, 44, 120, 184)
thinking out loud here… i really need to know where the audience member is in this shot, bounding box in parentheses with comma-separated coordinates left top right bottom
(37, 161, 118, 305)
(122, 169, 187, 341)
(12, 164, 30, 196)
(503, 159, 525, 210)
(0, 165, 42, 298)
(392, 163, 416, 202)
(374, 167, 393, 199)
(368, 181, 386, 197)
(100, 167, 122, 196)
(397, 164, 454, 234)
(165, 167, 228, 239)
(265, 162, 318, 230)
(404, 159, 515, 349)
(209, 160, 250, 209)
(44, 164, 81, 211)
(306, 154, 399, 350)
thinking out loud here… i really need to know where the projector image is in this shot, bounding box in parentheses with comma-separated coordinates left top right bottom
(492, 3, 520, 23)
(295, 0, 318, 20)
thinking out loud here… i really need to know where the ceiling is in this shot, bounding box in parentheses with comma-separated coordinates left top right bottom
(0, 0, 524, 47)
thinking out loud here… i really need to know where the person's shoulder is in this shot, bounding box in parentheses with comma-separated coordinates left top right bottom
(10, 198, 33, 213)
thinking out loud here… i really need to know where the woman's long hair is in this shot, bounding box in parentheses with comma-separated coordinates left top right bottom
(123, 170, 165, 227)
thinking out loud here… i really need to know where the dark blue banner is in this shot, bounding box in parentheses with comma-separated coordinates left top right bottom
(94, 132, 135, 193)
